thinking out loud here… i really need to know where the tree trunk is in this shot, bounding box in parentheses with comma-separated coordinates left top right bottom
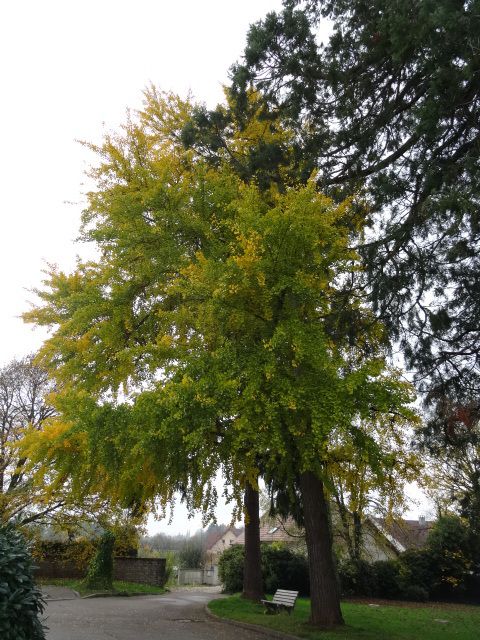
(300, 470, 344, 627)
(353, 511, 362, 561)
(242, 479, 264, 601)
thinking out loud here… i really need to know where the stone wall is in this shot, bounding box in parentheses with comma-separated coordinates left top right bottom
(34, 557, 166, 587)
(35, 559, 84, 580)
(113, 557, 166, 587)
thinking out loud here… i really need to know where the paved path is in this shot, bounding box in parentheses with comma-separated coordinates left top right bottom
(42, 585, 79, 600)
(44, 588, 268, 640)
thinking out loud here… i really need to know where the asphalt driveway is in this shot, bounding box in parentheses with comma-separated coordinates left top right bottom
(44, 588, 268, 640)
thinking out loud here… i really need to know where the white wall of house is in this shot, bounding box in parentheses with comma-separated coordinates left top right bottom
(205, 528, 239, 567)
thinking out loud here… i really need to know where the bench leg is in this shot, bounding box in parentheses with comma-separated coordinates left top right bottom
(263, 604, 279, 615)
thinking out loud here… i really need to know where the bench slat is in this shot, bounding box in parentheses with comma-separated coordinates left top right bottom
(273, 596, 296, 603)
(262, 588, 299, 615)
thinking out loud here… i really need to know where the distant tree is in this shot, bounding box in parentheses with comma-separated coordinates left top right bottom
(0, 355, 138, 538)
(178, 540, 204, 569)
(0, 355, 58, 524)
(329, 412, 421, 562)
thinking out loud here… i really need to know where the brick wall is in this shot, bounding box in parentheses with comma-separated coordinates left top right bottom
(35, 559, 84, 580)
(34, 557, 166, 587)
(113, 557, 166, 587)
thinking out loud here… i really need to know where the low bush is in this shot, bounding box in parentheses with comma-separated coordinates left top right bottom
(0, 523, 46, 640)
(398, 548, 435, 594)
(372, 560, 402, 599)
(33, 538, 95, 571)
(218, 543, 309, 595)
(218, 544, 244, 593)
(261, 544, 310, 596)
(339, 558, 377, 597)
(401, 584, 429, 602)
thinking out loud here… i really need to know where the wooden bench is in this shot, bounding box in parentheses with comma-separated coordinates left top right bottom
(261, 589, 299, 615)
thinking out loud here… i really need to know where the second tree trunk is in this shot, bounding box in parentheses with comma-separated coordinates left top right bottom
(300, 470, 344, 627)
(242, 479, 264, 601)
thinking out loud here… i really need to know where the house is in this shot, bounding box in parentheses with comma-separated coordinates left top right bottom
(370, 516, 434, 554)
(202, 526, 242, 585)
(204, 526, 242, 565)
(234, 516, 306, 553)
(233, 513, 434, 563)
(204, 513, 434, 587)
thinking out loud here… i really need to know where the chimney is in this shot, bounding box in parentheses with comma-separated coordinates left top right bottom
(418, 515, 426, 526)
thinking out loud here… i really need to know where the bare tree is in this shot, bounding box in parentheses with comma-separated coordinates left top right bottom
(0, 355, 64, 524)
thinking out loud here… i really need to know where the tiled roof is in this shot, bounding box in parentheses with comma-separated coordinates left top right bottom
(233, 513, 433, 554)
(372, 518, 434, 551)
(234, 516, 302, 545)
(204, 526, 242, 551)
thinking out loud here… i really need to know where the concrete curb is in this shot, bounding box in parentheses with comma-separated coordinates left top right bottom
(205, 604, 301, 640)
(42, 589, 80, 602)
(82, 591, 163, 599)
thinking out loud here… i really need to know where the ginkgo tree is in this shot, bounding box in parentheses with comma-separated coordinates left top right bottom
(22, 92, 417, 628)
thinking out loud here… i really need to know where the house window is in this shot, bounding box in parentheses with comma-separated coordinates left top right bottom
(268, 527, 279, 534)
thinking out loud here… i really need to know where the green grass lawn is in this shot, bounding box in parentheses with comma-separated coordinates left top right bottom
(37, 577, 166, 596)
(209, 594, 480, 640)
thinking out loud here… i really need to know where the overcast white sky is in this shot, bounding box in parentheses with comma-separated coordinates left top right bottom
(0, 0, 286, 534)
(0, 0, 430, 535)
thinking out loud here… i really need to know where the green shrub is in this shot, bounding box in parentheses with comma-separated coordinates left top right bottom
(261, 544, 310, 596)
(401, 584, 429, 602)
(426, 516, 473, 598)
(0, 523, 46, 640)
(33, 538, 95, 571)
(83, 530, 115, 591)
(218, 544, 309, 595)
(339, 558, 377, 596)
(162, 551, 177, 585)
(372, 560, 402, 599)
(398, 548, 435, 594)
(218, 544, 244, 593)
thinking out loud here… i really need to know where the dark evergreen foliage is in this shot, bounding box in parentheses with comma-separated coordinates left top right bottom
(418, 397, 480, 564)
(0, 523, 46, 640)
(372, 559, 402, 600)
(182, 1, 480, 553)
(426, 515, 473, 598)
(186, 0, 480, 403)
(261, 545, 310, 596)
(338, 558, 377, 597)
(218, 544, 310, 595)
